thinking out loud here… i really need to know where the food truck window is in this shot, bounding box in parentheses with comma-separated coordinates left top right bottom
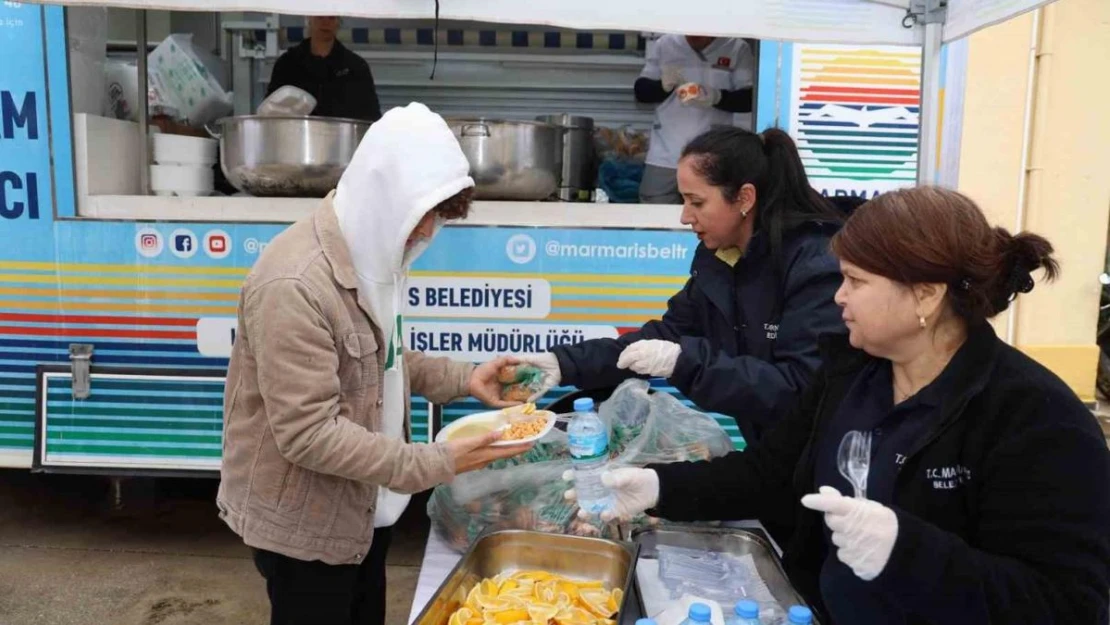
(63, 10, 763, 219)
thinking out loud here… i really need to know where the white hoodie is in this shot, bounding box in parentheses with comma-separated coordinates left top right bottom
(333, 102, 474, 528)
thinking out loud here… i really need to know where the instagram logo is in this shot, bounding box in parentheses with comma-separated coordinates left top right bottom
(135, 228, 163, 258)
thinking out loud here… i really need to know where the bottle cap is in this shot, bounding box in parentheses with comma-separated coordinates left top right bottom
(572, 397, 595, 412)
(689, 602, 712, 622)
(735, 600, 759, 618)
(787, 605, 813, 624)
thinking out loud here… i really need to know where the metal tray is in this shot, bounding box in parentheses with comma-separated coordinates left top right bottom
(632, 526, 816, 622)
(412, 529, 640, 625)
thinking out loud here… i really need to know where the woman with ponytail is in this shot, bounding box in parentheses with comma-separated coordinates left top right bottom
(517, 127, 846, 449)
(569, 186, 1110, 624)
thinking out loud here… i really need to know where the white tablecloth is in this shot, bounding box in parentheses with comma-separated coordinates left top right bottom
(408, 529, 462, 624)
(407, 521, 780, 625)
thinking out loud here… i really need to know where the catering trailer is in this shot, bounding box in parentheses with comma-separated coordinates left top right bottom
(1, 0, 1049, 476)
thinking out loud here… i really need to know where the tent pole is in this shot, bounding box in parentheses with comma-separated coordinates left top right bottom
(136, 9, 149, 195)
(916, 20, 943, 185)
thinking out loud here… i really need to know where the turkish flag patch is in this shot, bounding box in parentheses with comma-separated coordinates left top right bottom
(716, 56, 731, 68)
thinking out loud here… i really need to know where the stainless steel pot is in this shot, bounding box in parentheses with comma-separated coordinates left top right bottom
(211, 115, 370, 197)
(447, 119, 562, 200)
(536, 114, 597, 202)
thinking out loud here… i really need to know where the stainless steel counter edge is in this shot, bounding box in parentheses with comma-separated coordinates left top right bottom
(80, 195, 686, 229)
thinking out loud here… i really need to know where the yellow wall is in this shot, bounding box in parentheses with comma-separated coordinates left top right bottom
(955, 0, 1110, 402)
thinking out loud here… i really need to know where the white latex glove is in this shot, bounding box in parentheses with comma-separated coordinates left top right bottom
(801, 486, 899, 581)
(514, 352, 561, 402)
(661, 65, 685, 92)
(677, 82, 722, 108)
(563, 467, 660, 522)
(616, 340, 681, 378)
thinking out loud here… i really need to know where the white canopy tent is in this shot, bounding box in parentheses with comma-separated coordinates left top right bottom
(33, 0, 1058, 185)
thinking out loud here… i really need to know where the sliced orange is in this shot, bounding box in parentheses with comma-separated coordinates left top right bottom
(489, 609, 530, 624)
(554, 591, 573, 612)
(449, 607, 475, 625)
(501, 588, 534, 602)
(481, 578, 501, 598)
(579, 587, 622, 619)
(527, 603, 559, 625)
(553, 606, 596, 625)
(533, 580, 560, 605)
(555, 581, 580, 602)
(608, 588, 623, 615)
(475, 597, 513, 613)
(497, 595, 529, 610)
(513, 570, 554, 583)
(465, 585, 483, 612)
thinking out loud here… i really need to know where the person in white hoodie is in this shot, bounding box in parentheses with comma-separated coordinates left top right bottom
(217, 102, 531, 625)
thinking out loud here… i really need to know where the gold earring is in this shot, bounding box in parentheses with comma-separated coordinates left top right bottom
(919, 316, 927, 329)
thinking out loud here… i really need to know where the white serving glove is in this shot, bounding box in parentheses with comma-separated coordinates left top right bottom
(661, 65, 685, 92)
(677, 82, 722, 108)
(801, 486, 899, 581)
(616, 340, 681, 378)
(515, 352, 562, 402)
(563, 467, 660, 522)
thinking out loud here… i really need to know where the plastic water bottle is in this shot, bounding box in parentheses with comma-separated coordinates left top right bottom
(786, 606, 813, 624)
(726, 600, 762, 625)
(567, 397, 612, 515)
(679, 602, 713, 625)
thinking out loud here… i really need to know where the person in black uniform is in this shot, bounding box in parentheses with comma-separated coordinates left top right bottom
(569, 186, 1110, 624)
(266, 16, 382, 122)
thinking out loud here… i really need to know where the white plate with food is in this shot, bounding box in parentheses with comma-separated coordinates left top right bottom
(435, 404, 557, 447)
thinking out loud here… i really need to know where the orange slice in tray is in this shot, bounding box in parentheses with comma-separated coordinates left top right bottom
(553, 606, 597, 625)
(449, 607, 478, 625)
(452, 571, 620, 625)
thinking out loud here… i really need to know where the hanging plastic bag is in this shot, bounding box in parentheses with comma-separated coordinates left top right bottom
(146, 34, 232, 128)
(428, 379, 734, 551)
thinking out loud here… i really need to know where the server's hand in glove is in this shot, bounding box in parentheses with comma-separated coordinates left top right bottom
(801, 486, 899, 581)
(616, 340, 681, 378)
(514, 352, 562, 402)
(661, 65, 685, 92)
(677, 82, 722, 108)
(563, 467, 660, 522)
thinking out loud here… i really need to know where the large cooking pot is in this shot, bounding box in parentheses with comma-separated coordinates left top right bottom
(536, 114, 597, 202)
(447, 119, 562, 200)
(212, 115, 370, 197)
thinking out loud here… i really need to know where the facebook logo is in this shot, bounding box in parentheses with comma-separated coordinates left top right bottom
(170, 229, 198, 259)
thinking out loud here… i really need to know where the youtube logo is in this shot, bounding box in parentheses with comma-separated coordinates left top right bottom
(204, 230, 231, 259)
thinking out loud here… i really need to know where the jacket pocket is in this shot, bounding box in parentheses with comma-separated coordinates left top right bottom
(297, 472, 345, 538)
(340, 332, 379, 392)
(276, 464, 310, 515)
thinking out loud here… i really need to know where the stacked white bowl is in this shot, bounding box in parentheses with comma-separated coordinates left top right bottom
(150, 133, 217, 197)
